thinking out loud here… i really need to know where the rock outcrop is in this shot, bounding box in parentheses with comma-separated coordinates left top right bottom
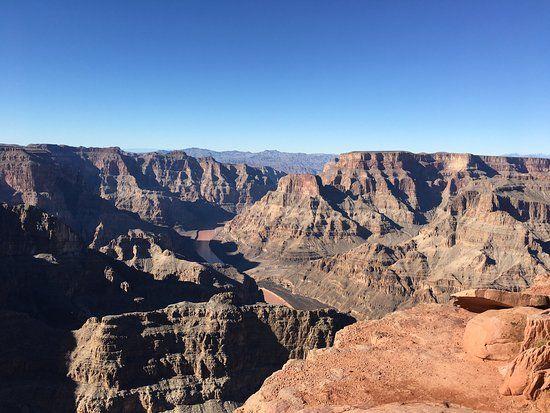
(99, 229, 262, 305)
(70, 293, 354, 413)
(0, 202, 82, 256)
(452, 289, 550, 312)
(223, 174, 368, 259)
(463, 307, 543, 361)
(236, 304, 541, 413)
(223, 151, 550, 318)
(500, 310, 550, 400)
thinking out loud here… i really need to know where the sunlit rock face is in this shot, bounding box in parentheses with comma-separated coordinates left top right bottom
(223, 151, 550, 319)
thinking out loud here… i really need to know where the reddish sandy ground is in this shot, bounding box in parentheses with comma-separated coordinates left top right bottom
(237, 304, 548, 413)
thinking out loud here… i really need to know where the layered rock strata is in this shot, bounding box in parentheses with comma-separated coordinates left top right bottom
(222, 174, 369, 260)
(0, 202, 353, 412)
(70, 293, 354, 412)
(99, 228, 262, 305)
(223, 151, 550, 318)
(0, 144, 283, 247)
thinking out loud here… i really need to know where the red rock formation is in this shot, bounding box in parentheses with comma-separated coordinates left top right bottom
(463, 307, 543, 361)
(236, 304, 540, 413)
(500, 310, 550, 400)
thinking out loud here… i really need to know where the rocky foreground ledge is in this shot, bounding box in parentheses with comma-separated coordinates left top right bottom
(236, 303, 549, 413)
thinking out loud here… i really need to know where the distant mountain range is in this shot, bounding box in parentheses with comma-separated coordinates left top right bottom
(181, 148, 336, 174)
(503, 153, 549, 158)
(125, 147, 335, 174)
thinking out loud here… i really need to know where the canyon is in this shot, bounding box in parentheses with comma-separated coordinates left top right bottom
(0, 199, 352, 412)
(222, 151, 550, 318)
(0, 144, 548, 412)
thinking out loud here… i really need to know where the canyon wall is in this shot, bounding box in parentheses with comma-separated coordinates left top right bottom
(0, 202, 353, 412)
(223, 151, 550, 318)
(0, 144, 284, 246)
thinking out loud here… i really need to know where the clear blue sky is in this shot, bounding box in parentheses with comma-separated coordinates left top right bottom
(1, 1, 549, 155)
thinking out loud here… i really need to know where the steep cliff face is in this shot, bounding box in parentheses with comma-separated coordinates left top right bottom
(0, 202, 82, 256)
(99, 228, 263, 305)
(0, 204, 260, 328)
(223, 151, 550, 318)
(70, 293, 353, 413)
(320, 151, 550, 231)
(320, 151, 443, 228)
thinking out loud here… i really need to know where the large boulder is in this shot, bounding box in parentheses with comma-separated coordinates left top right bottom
(500, 310, 550, 400)
(463, 307, 543, 361)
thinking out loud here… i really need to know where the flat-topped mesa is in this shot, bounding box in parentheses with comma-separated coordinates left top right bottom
(482, 155, 550, 177)
(325, 150, 550, 178)
(322, 151, 419, 177)
(431, 152, 550, 178)
(431, 152, 491, 175)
